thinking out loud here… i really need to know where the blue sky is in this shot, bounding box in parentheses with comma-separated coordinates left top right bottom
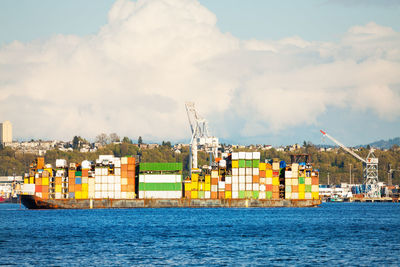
(1, 0, 399, 146)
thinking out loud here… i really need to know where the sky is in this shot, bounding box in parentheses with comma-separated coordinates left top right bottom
(0, 0, 399, 146)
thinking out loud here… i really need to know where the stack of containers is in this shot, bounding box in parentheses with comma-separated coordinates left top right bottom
(68, 169, 75, 199)
(245, 152, 252, 198)
(285, 167, 292, 200)
(225, 175, 232, 199)
(259, 162, 266, 199)
(211, 170, 218, 199)
(205, 174, 211, 199)
(34, 170, 43, 198)
(311, 170, 319, 199)
(120, 156, 136, 199)
(75, 170, 82, 199)
(231, 152, 239, 199)
(265, 163, 273, 199)
(191, 173, 198, 199)
(218, 172, 225, 199)
(138, 162, 182, 199)
(184, 179, 191, 198)
(238, 152, 246, 199)
(252, 152, 260, 199)
(114, 157, 121, 199)
(272, 160, 280, 199)
(291, 163, 299, 200)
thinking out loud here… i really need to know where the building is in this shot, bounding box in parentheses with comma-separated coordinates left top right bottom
(0, 120, 12, 145)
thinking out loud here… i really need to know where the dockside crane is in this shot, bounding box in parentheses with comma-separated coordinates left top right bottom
(185, 102, 219, 175)
(320, 130, 380, 198)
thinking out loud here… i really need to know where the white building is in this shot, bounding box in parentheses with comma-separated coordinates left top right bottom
(0, 120, 12, 145)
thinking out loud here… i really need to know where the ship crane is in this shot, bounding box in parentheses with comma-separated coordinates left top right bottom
(320, 130, 380, 198)
(185, 102, 219, 174)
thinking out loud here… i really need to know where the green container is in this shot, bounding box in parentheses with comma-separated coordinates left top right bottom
(198, 191, 205, 199)
(238, 160, 246, 168)
(245, 191, 252, 198)
(139, 162, 182, 172)
(239, 191, 245, 199)
(139, 182, 182, 191)
(305, 185, 312, 192)
(252, 191, 259, 199)
(299, 177, 305, 184)
(266, 191, 273, 199)
(245, 160, 252, 168)
(252, 160, 260, 168)
(75, 171, 82, 177)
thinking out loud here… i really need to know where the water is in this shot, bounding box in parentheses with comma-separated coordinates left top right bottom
(1, 203, 400, 266)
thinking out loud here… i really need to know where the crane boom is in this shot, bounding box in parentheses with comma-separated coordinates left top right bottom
(320, 130, 366, 163)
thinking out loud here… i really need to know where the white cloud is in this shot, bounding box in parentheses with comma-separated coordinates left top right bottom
(0, 0, 399, 142)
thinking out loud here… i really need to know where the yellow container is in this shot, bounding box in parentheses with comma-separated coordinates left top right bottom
(299, 192, 305, 200)
(205, 175, 211, 184)
(185, 182, 191, 191)
(232, 160, 239, 168)
(44, 168, 53, 176)
(225, 191, 232, 199)
(82, 191, 88, 199)
(205, 183, 211, 191)
(266, 170, 273, 178)
(191, 191, 198, 199)
(29, 177, 34, 184)
(259, 162, 266, 171)
(42, 177, 49, 186)
(75, 191, 82, 199)
(299, 184, 305, 192)
(191, 182, 198, 190)
(312, 192, 319, 200)
(272, 177, 280, 186)
(55, 184, 62, 193)
(192, 173, 199, 182)
(82, 183, 88, 192)
(24, 178, 29, 184)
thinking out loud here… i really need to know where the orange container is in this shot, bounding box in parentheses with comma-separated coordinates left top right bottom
(266, 184, 273, 191)
(121, 170, 128, 178)
(121, 165, 128, 171)
(42, 185, 49, 192)
(127, 171, 135, 179)
(121, 185, 128, 192)
(35, 178, 42, 185)
(128, 165, 135, 171)
(211, 192, 218, 199)
(42, 192, 49, 199)
(272, 192, 280, 199)
(253, 175, 259, 183)
(128, 157, 135, 165)
(82, 169, 89, 177)
(292, 185, 298, 192)
(225, 184, 232, 191)
(259, 170, 266, 178)
(273, 185, 279, 192)
(218, 192, 225, 199)
(55, 177, 62, 184)
(75, 184, 82, 191)
(265, 163, 272, 169)
(185, 191, 191, 199)
(312, 177, 319, 185)
(211, 178, 218, 185)
(128, 178, 135, 185)
(127, 184, 135, 192)
(69, 178, 75, 185)
(69, 184, 75, 192)
(68, 170, 75, 179)
(37, 157, 45, 169)
(35, 185, 42, 192)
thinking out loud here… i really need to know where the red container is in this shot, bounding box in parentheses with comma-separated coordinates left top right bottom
(266, 184, 273, 191)
(259, 170, 266, 178)
(273, 171, 279, 176)
(35, 185, 42, 192)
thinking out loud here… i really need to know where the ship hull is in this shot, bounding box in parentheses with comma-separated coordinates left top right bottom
(21, 194, 321, 209)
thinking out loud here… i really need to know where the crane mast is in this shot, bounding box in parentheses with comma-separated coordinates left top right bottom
(320, 130, 380, 198)
(185, 102, 219, 174)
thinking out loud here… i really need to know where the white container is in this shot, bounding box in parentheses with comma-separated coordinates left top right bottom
(253, 183, 259, 191)
(101, 191, 108, 198)
(114, 184, 121, 192)
(272, 162, 280, 171)
(211, 185, 218, 192)
(232, 168, 239, 176)
(239, 184, 246, 191)
(292, 192, 299, 199)
(239, 176, 245, 184)
(205, 191, 211, 199)
(232, 184, 239, 191)
(108, 192, 115, 199)
(245, 176, 252, 183)
(95, 175, 102, 184)
(115, 168, 121, 176)
(218, 181, 225, 189)
(143, 174, 180, 183)
(121, 178, 128, 185)
(55, 193, 62, 199)
(260, 184, 266, 191)
(101, 176, 108, 184)
(95, 192, 102, 198)
(211, 170, 219, 179)
(285, 179, 292, 186)
(82, 177, 88, 184)
(121, 192, 127, 199)
(88, 191, 95, 199)
(239, 168, 246, 176)
(246, 184, 252, 191)
(312, 185, 319, 192)
(292, 179, 299, 186)
(232, 176, 239, 184)
(56, 159, 67, 168)
(121, 157, 128, 165)
(259, 192, 266, 199)
(95, 184, 101, 191)
(260, 178, 266, 184)
(238, 152, 246, 159)
(245, 168, 252, 175)
(108, 176, 115, 184)
(22, 184, 36, 194)
(139, 175, 145, 183)
(114, 158, 121, 168)
(101, 184, 108, 191)
(35, 192, 42, 198)
(253, 168, 259, 175)
(291, 163, 299, 172)
(245, 152, 253, 160)
(219, 160, 226, 168)
(225, 176, 232, 184)
(95, 168, 102, 176)
(107, 184, 114, 191)
(252, 152, 260, 159)
(305, 177, 312, 185)
(101, 168, 108, 176)
(305, 192, 312, 200)
(266, 177, 273, 184)
(285, 192, 292, 199)
(114, 176, 121, 184)
(285, 171, 292, 178)
(114, 191, 121, 199)
(232, 152, 239, 160)
(232, 191, 239, 199)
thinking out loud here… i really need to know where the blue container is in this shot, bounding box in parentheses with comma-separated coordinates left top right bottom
(75, 178, 82, 185)
(279, 161, 286, 169)
(299, 162, 306, 166)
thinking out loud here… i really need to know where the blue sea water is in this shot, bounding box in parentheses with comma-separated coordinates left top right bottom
(1, 203, 400, 266)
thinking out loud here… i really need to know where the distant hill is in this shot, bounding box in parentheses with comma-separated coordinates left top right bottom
(363, 137, 400, 150)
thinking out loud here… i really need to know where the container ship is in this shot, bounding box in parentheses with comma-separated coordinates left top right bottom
(20, 153, 321, 209)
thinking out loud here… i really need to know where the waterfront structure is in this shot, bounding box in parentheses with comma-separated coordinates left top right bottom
(0, 120, 12, 145)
